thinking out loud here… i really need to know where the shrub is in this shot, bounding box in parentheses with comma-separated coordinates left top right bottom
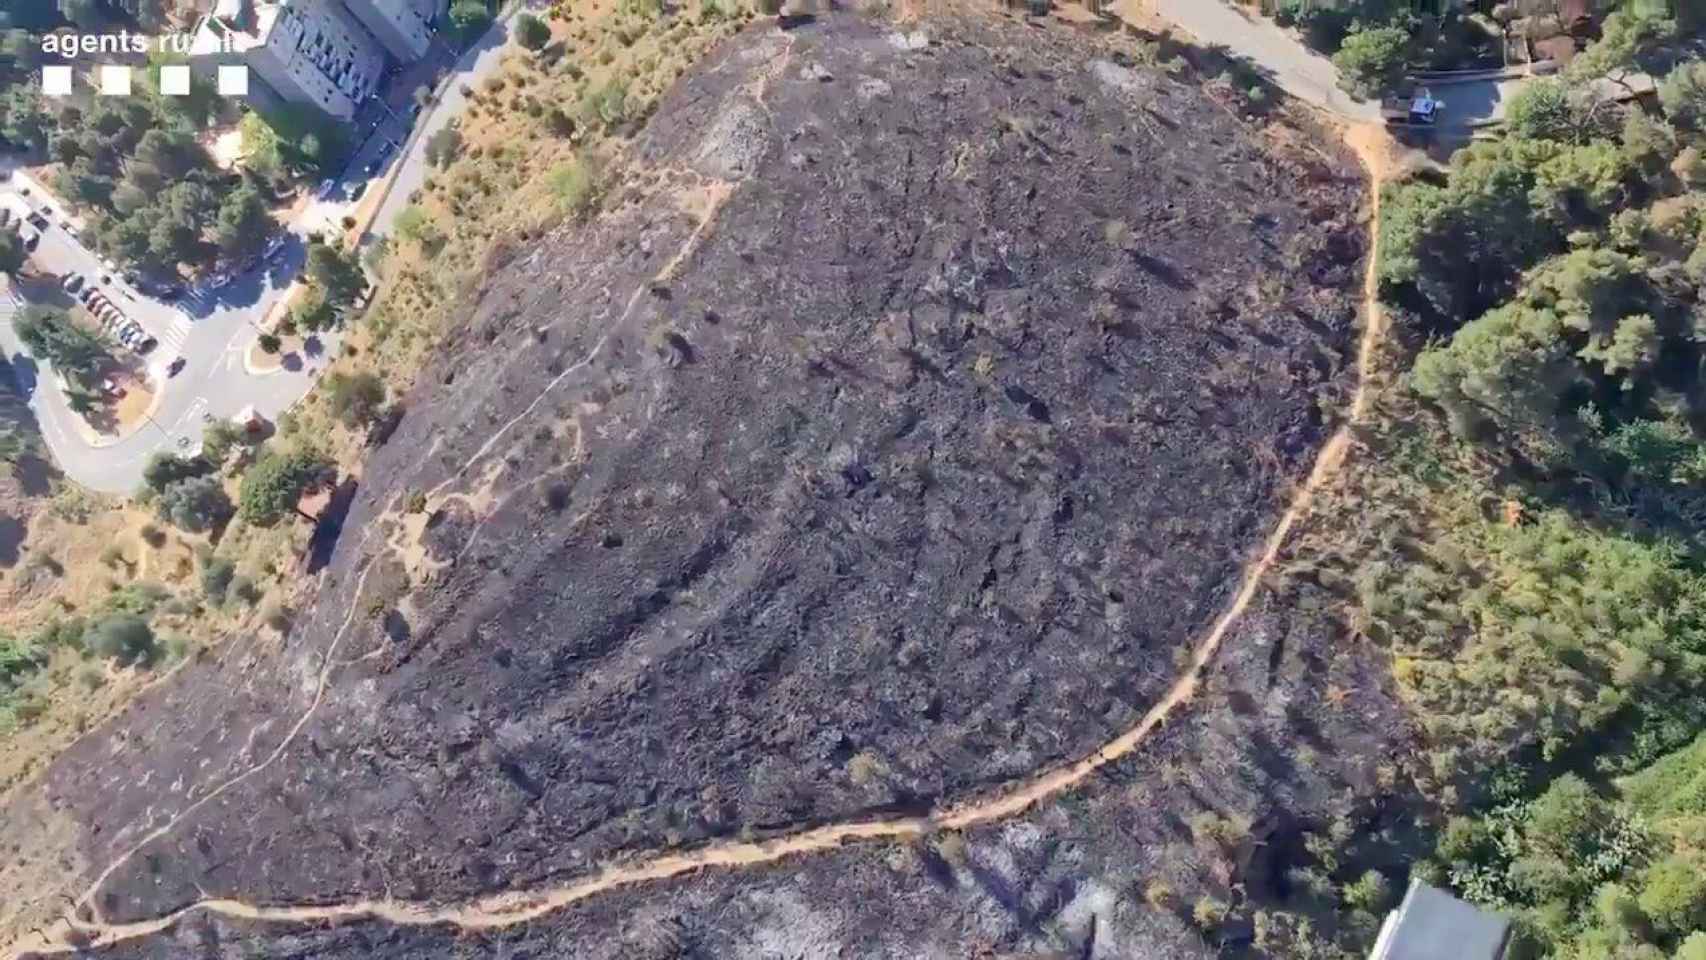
(1192, 895, 1229, 931)
(158, 476, 234, 533)
(229, 575, 261, 606)
(83, 614, 156, 666)
(1144, 880, 1176, 910)
(1638, 855, 1706, 935)
(1342, 869, 1392, 913)
(548, 158, 602, 217)
(200, 556, 236, 603)
(258, 333, 282, 354)
(424, 124, 463, 168)
(515, 12, 551, 50)
(326, 371, 386, 428)
(141, 451, 211, 495)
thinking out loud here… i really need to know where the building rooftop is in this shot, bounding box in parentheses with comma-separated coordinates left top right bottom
(1369, 882, 1511, 960)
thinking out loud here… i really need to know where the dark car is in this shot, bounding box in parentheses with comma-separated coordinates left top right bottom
(137, 337, 158, 354)
(167, 357, 186, 377)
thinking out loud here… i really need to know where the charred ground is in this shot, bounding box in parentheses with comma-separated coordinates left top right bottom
(2, 9, 1367, 948)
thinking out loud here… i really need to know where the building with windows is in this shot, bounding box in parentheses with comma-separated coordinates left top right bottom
(191, 0, 384, 120)
(344, 0, 435, 61)
(190, 0, 435, 120)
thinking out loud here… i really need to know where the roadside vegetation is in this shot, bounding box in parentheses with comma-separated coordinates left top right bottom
(1224, 8, 1706, 958)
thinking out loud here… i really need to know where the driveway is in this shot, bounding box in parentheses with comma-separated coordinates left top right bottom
(1139, 0, 1515, 134)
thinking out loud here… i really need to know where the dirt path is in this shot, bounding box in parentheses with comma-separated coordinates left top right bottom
(4, 126, 1393, 960)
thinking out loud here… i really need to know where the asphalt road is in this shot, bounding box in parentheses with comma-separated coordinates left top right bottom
(369, 4, 530, 240)
(1145, 0, 1517, 131)
(0, 11, 527, 496)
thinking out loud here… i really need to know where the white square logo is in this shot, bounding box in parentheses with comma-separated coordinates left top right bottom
(98, 65, 132, 96)
(217, 65, 249, 97)
(41, 65, 73, 97)
(159, 64, 192, 97)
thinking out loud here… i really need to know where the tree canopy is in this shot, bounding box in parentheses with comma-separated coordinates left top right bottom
(238, 448, 332, 526)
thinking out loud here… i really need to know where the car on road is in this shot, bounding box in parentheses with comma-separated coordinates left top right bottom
(18, 227, 38, 250)
(25, 212, 46, 231)
(61, 274, 83, 293)
(137, 336, 157, 354)
(167, 357, 186, 377)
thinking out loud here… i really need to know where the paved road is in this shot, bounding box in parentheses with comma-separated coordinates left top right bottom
(370, 3, 532, 240)
(1142, 0, 1517, 132)
(0, 195, 327, 493)
(1147, 0, 1381, 121)
(0, 13, 525, 496)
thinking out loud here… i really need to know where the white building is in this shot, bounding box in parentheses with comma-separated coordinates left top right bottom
(343, 0, 434, 62)
(191, 0, 386, 120)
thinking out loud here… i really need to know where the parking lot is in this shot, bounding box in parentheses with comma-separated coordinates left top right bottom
(2, 172, 196, 372)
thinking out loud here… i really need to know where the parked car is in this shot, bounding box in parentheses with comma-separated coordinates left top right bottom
(137, 337, 157, 354)
(26, 212, 47, 230)
(61, 274, 83, 293)
(18, 228, 38, 250)
(167, 357, 186, 377)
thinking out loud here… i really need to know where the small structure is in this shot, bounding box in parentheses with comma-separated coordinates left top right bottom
(232, 404, 267, 435)
(1369, 881, 1512, 960)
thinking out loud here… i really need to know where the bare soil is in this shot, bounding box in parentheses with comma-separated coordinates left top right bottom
(0, 10, 1368, 950)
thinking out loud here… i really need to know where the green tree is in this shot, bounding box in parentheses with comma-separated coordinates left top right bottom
(238, 448, 331, 525)
(1332, 25, 1410, 99)
(515, 12, 550, 50)
(1659, 60, 1706, 132)
(306, 242, 365, 306)
(1569, 10, 1677, 96)
(290, 284, 338, 332)
(201, 421, 242, 464)
(157, 476, 233, 533)
(214, 183, 271, 258)
(1639, 856, 1706, 936)
(1, 83, 49, 150)
(132, 127, 198, 179)
(1621, 110, 1678, 171)
(1676, 932, 1706, 960)
(1506, 78, 1584, 143)
(141, 452, 210, 494)
(1411, 301, 1582, 464)
(16, 306, 106, 385)
(450, 0, 492, 39)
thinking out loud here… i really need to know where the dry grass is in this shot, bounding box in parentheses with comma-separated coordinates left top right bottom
(0, 0, 752, 800)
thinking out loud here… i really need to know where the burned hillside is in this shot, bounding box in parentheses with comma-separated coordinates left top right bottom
(2, 10, 1367, 944)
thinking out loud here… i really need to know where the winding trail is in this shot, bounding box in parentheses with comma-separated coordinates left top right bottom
(5, 119, 1392, 959)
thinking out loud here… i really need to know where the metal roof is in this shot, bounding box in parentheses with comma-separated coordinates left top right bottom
(1369, 881, 1511, 960)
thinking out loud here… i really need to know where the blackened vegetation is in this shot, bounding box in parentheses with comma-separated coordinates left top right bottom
(24, 11, 1367, 936)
